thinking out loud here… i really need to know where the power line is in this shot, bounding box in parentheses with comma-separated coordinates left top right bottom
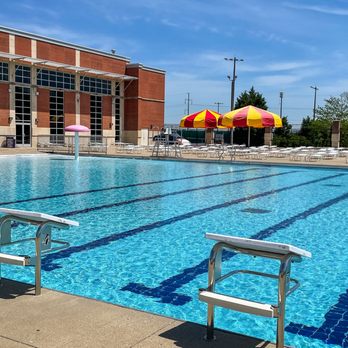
(214, 102, 224, 113)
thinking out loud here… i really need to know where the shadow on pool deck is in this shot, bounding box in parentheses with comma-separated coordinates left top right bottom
(0, 279, 279, 348)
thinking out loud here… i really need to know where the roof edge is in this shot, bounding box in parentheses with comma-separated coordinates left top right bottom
(0, 25, 131, 63)
(126, 63, 165, 74)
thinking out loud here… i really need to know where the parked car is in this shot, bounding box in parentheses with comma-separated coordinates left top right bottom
(152, 133, 191, 145)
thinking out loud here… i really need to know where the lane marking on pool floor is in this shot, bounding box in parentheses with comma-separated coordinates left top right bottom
(58, 170, 298, 218)
(0, 167, 260, 206)
(122, 187, 348, 305)
(286, 288, 348, 346)
(41, 172, 343, 274)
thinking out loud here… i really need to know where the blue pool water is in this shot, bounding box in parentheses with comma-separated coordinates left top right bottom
(1, 154, 348, 347)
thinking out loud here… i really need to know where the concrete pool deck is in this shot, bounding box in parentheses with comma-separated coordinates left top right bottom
(0, 279, 278, 348)
(1, 146, 348, 169)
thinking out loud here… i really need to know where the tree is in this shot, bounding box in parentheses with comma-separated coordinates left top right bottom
(316, 92, 348, 121)
(234, 86, 268, 109)
(274, 116, 292, 136)
(299, 117, 331, 147)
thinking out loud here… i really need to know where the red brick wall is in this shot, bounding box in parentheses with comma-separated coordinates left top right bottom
(124, 67, 139, 97)
(37, 41, 75, 65)
(138, 70, 165, 100)
(80, 52, 126, 74)
(0, 32, 9, 52)
(138, 100, 164, 129)
(64, 92, 76, 126)
(124, 66, 165, 130)
(102, 96, 112, 130)
(15, 36, 31, 56)
(37, 88, 50, 128)
(124, 99, 138, 130)
(0, 84, 9, 126)
(80, 93, 90, 128)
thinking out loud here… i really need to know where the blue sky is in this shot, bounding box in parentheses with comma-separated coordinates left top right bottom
(1, 0, 348, 125)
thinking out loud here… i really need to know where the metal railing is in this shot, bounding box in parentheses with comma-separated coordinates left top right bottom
(36, 135, 110, 154)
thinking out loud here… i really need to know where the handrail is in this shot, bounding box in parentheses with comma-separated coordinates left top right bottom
(0, 210, 78, 295)
(199, 236, 310, 348)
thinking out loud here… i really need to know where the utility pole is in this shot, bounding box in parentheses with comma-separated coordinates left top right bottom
(225, 57, 244, 145)
(279, 91, 284, 118)
(225, 57, 244, 111)
(185, 92, 192, 115)
(214, 102, 223, 113)
(310, 86, 319, 120)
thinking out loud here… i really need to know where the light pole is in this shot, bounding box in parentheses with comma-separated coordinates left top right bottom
(279, 91, 284, 118)
(310, 86, 319, 120)
(225, 57, 244, 145)
(225, 57, 244, 111)
(214, 102, 223, 113)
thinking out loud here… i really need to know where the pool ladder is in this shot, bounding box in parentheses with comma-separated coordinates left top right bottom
(199, 233, 311, 348)
(0, 208, 78, 295)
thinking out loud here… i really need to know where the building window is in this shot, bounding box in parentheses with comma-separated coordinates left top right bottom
(15, 65, 31, 84)
(90, 95, 102, 143)
(15, 86, 31, 145)
(0, 62, 8, 81)
(37, 69, 75, 90)
(115, 84, 121, 142)
(80, 76, 111, 95)
(50, 90, 64, 144)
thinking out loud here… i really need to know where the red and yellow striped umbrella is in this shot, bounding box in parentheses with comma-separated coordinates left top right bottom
(179, 109, 222, 128)
(220, 105, 282, 128)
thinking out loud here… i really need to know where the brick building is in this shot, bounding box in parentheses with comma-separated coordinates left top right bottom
(0, 26, 165, 147)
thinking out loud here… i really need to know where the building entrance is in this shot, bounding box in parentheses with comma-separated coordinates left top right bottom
(16, 124, 31, 146)
(15, 86, 31, 146)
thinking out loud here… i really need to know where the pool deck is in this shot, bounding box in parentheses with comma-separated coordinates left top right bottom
(0, 279, 278, 348)
(1, 146, 348, 168)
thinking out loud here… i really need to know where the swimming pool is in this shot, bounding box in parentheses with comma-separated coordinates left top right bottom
(1, 155, 347, 347)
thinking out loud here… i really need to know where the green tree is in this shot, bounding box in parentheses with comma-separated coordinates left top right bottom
(299, 117, 331, 147)
(274, 116, 292, 136)
(234, 86, 268, 109)
(316, 92, 348, 121)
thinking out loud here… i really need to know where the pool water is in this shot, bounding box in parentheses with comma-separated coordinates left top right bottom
(1, 155, 347, 347)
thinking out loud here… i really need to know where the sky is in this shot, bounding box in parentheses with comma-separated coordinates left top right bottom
(1, 0, 348, 126)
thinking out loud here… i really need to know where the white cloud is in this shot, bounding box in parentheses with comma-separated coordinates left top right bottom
(255, 74, 303, 87)
(284, 2, 348, 15)
(160, 18, 181, 28)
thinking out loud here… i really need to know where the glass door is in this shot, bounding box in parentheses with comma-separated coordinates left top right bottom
(15, 86, 31, 146)
(15, 124, 31, 145)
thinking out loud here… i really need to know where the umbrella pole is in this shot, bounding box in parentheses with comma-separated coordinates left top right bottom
(74, 132, 79, 160)
(248, 127, 251, 147)
(231, 128, 234, 145)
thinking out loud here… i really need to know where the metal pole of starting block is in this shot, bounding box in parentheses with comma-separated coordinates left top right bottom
(35, 223, 51, 296)
(206, 242, 223, 340)
(276, 256, 292, 348)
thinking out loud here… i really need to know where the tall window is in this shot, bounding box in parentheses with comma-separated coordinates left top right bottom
(15, 65, 31, 84)
(0, 62, 8, 81)
(50, 91, 64, 144)
(80, 76, 111, 95)
(15, 86, 31, 145)
(115, 84, 121, 142)
(38, 69, 75, 90)
(90, 95, 102, 143)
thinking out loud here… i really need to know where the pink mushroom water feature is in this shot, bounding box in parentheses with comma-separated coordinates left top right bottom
(64, 125, 90, 160)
